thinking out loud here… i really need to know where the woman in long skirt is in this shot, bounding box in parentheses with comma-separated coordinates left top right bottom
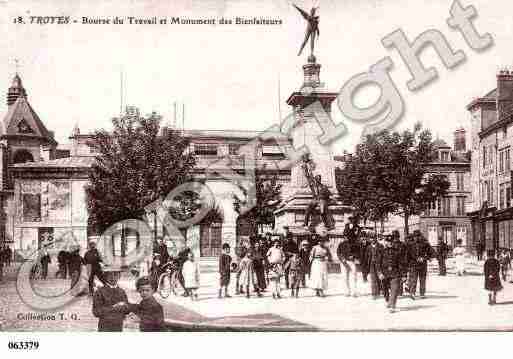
(453, 239, 466, 276)
(309, 237, 331, 297)
(484, 249, 502, 305)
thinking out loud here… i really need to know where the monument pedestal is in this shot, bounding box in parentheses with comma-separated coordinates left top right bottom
(275, 57, 352, 240)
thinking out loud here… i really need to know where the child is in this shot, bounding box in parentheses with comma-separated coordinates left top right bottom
(238, 251, 261, 298)
(218, 243, 232, 299)
(285, 253, 304, 298)
(267, 240, 285, 299)
(182, 252, 200, 300)
(484, 249, 502, 305)
(150, 253, 161, 292)
(92, 265, 130, 332)
(128, 276, 164, 332)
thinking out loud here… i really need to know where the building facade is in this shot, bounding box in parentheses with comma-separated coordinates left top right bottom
(468, 70, 513, 251)
(411, 133, 472, 249)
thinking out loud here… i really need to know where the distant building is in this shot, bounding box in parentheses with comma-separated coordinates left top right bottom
(410, 133, 472, 248)
(467, 69, 513, 251)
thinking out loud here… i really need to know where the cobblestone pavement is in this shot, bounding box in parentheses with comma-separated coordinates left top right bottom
(1, 258, 513, 331)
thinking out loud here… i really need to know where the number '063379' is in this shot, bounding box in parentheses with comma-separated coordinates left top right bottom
(8, 341, 39, 350)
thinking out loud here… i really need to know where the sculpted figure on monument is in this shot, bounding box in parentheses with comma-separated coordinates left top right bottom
(301, 154, 334, 231)
(293, 4, 320, 60)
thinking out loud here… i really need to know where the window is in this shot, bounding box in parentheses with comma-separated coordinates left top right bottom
(456, 172, 464, 191)
(194, 143, 218, 156)
(482, 146, 486, 169)
(504, 148, 511, 174)
(441, 197, 451, 217)
(456, 197, 465, 216)
(437, 197, 443, 217)
(500, 150, 505, 174)
(228, 144, 240, 155)
(499, 148, 510, 174)
(500, 186, 505, 210)
(507, 183, 511, 208)
(262, 145, 283, 156)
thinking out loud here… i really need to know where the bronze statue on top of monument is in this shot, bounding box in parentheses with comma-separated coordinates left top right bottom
(294, 3, 320, 63)
(301, 153, 335, 232)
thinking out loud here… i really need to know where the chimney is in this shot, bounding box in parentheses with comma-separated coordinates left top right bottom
(497, 69, 513, 119)
(40, 144, 55, 162)
(454, 128, 466, 152)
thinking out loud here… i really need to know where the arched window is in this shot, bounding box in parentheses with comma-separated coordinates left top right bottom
(12, 149, 34, 164)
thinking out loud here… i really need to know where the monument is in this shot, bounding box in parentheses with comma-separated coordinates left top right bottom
(274, 4, 352, 240)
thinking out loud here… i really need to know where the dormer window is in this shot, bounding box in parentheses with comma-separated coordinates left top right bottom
(17, 119, 33, 134)
(440, 151, 450, 162)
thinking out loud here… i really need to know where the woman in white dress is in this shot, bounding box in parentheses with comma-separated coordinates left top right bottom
(453, 239, 466, 276)
(309, 237, 332, 297)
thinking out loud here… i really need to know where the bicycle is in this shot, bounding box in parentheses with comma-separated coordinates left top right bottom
(157, 260, 182, 299)
(29, 261, 42, 280)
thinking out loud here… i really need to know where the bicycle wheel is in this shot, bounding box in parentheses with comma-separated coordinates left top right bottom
(170, 271, 181, 296)
(158, 272, 171, 299)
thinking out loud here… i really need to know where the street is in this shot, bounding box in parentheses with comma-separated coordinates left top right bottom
(1, 258, 512, 331)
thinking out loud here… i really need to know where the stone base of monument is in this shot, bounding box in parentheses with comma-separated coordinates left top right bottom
(274, 192, 352, 237)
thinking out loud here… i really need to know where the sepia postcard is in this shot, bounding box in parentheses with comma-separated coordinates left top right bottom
(0, 0, 511, 353)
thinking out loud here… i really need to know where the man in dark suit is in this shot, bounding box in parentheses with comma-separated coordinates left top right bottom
(157, 237, 170, 265)
(84, 241, 105, 295)
(407, 230, 435, 299)
(437, 237, 449, 276)
(366, 236, 384, 299)
(379, 236, 407, 313)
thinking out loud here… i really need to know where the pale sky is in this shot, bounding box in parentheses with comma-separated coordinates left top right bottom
(0, 0, 509, 152)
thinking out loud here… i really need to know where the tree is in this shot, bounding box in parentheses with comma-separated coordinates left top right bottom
(85, 109, 196, 237)
(336, 123, 450, 235)
(233, 168, 282, 237)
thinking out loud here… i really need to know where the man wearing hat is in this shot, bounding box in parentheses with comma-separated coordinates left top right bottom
(84, 241, 105, 295)
(379, 235, 407, 313)
(406, 230, 435, 299)
(68, 244, 85, 296)
(298, 239, 311, 287)
(92, 265, 130, 331)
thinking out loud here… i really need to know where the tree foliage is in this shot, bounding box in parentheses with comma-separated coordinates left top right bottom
(86, 110, 196, 234)
(336, 123, 450, 234)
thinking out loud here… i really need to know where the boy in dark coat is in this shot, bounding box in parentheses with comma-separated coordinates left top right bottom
(218, 243, 232, 298)
(128, 276, 164, 332)
(92, 266, 130, 331)
(484, 249, 502, 305)
(284, 253, 304, 298)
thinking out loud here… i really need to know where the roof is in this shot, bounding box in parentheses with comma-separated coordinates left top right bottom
(182, 129, 290, 141)
(432, 138, 450, 148)
(11, 156, 95, 169)
(2, 96, 56, 143)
